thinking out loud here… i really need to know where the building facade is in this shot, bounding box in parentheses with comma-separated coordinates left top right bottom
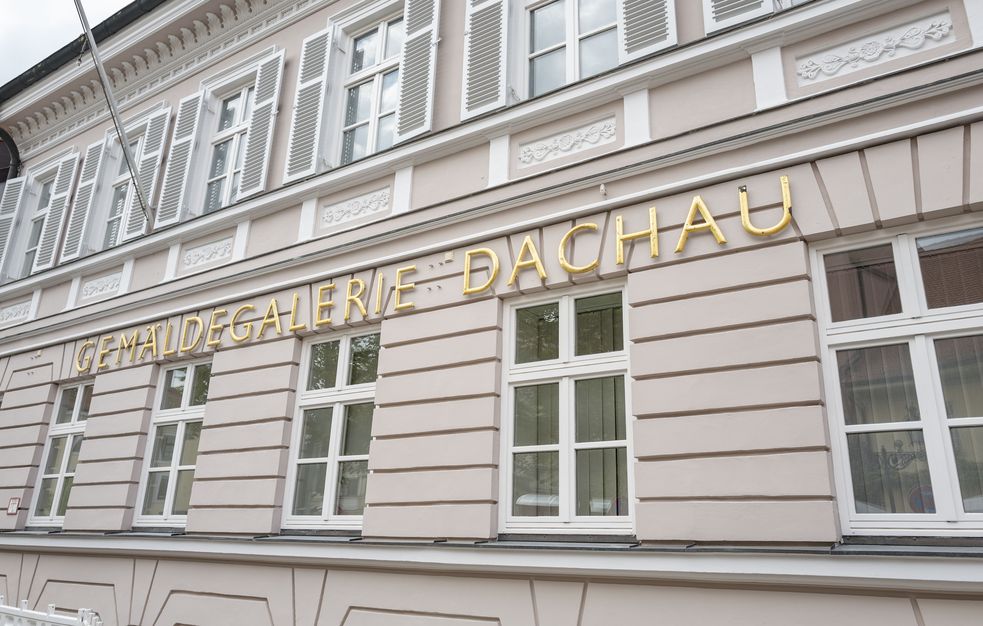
(1, 0, 983, 623)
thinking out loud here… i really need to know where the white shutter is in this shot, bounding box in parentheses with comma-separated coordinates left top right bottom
(61, 140, 106, 261)
(394, 0, 441, 143)
(616, 0, 677, 64)
(462, 0, 508, 120)
(156, 91, 205, 228)
(284, 30, 333, 183)
(702, 0, 774, 33)
(121, 107, 172, 241)
(32, 153, 80, 272)
(238, 51, 285, 199)
(0, 176, 29, 278)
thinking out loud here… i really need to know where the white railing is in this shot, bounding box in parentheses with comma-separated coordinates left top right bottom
(0, 596, 101, 626)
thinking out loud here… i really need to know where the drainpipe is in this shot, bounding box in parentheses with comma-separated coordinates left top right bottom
(0, 127, 21, 179)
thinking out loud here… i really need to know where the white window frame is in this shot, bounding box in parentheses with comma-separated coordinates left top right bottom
(203, 84, 255, 214)
(134, 360, 211, 528)
(20, 167, 60, 279)
(283, 330, 380, 530)
(501, 284, 634, 534)
(104, 136, 142, 250)
(812, 214, 983, 536)
(28, 382, 93, 527)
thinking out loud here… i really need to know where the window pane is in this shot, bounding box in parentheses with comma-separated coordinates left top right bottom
(150, 424, 178, 468)
(171, 469, 195, 515)
(217, 93, 241, 131)
(161, 367, 187, 410)
(514, 383, 559, 446)
(936, 335, 983, 419)
(384, 18, 405, 59)
(44, 436, 67, 474)
(951, 426, 983, 513)
(65, 435, 83, 474)
(575, 292, 623, 355)
(308, 341, 340, 390)
(579, 0, 616, 32)
(512, 451, 559, 516)
(342, 125, 369, 165)
(78, 385, 93, 421)
(299, 407, 333, 459)
(104, 215, 122, 249)
(109, 183, 128, 217)
(575, 376, 626, 443)
(342, 403, 374, 456)
(35, 477, 57, 517)
(292, 463, 327, 515)
(824, 245, 902, 322)
(530, 48, 566, 97)
(209, 139, 231, 178)
(379, 70, 399, 113)
(837, 344, 920, 426)
(531, 0, 565, 52)
(515, 302, 559, 363)
(179, 421, 202, 466)
(38, 180, 54, 210)
(55, 387, 78, 424)
(349, 333, 380, 385)
(345, 82, 373, 126)
(204, 179, 225, 214)
(917, 227, 983, 309)
(190, 364, 211, 406)
(55, 476, 74, 517)
(351, 29, 379, 73)
(579, 28, 617, 79)
(576, 447, 628, 516)
(376, 113, 396, 152)
(848, 430, 934, 514)
(142, 471, 169, 516)
(335, 460, 369, 515)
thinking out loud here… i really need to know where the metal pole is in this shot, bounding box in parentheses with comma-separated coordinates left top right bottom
(72, 0, 154, 223)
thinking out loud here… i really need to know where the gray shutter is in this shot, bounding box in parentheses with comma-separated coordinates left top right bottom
(32, 153, 80, 272)
(702, 0, 773, 33)
(394, 0, 441, 143)
(156, 91, 205, 228)
(284, 30, 333, 183)
(238, 51, 285, 199)
(617, 0, 677, 64)
(462, 0, 508, 120)
(122, 107, 172, 241)
(61, 140, 106, 261)
(0, 176, 29, 278)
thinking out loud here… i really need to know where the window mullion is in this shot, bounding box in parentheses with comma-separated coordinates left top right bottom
(559, 376, 573, 522)
(895, 234, 923, 318)
(567, 0, 578, 83)
(910, 335, 958, 520)
(324, 401, 346, 520)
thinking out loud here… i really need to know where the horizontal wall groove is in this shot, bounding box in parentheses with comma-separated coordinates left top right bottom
(626, 236, 802, 275)
(382, 324, 501, 349)
(376, 393, 500, 409)
(635, 446, 831, 463)
(634, 401, 824, 420)
(82, 431, 146, 441)
(71, 480, 136, 487)
(87, 407, 152, 418)
(2, 379, 55, 393)
(90, 383, 155, 397)
(631, 357, 821, 382)
(0, 400, 53, 411)
(76, 455, 141, 463)
(629, 274, 810, 308)
(208, 362, 298, 378)
(370, 464, 497, 474)
(365, 500, 496, 508)
(201, 417, 291, 430)
(0, 442, 42, 451)
(185, 504, 278, 510)
(379, 356, 501, 378)
(635, 495, 835, 503)
(373, 426, 499, 441)
(630, 314, 816, 344)
(197, 445, 288, 455)
(63, 504, 136, 511)
(192, 475, 283, 482)
(206, 387, 295, 402)
(0, 421, 45, 431)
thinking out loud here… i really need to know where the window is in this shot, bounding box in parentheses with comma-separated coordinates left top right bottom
(204, 86, 255, 214)
(21, 178, 55, 278)
(136, 362, 211, 526)
(528, 0, 618, 97)
(30, 383, 93, 525)
(503, 288, 632, 533)
(340, 16, 404, 164)
(104, 139, 141, 249)
(815, 222, 983, 535)
(285, 332, 380, 529)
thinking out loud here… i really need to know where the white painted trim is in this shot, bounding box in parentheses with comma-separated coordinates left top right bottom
(232, 221, 250, 261)
(965, 0, 983, 48)
(622, 89, 651, 147)
(28, 289, 41, 321)
(487, 135, 510, 187)
(751, 46, 787, 110)
(162, 243, 181, 282)
(298, 198, 318, 243)
(392, 166, 414, 216)
(118, 258, 135, 296)
(65, 276, 81, 310)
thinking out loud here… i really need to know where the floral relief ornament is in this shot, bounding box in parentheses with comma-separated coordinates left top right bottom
(797, 18, 952, 80)
(519, 120, 617, 165)
(81, 273, 121, 299)
(321, 189, 391, 227)
(0, 301, 30, 323)
(182, 239, 234, 269)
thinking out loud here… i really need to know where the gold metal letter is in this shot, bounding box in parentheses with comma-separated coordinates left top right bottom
(675, 195, 727, 253)
(257, 298, 283, 338)
(374, 275, 385, 315)
(96, 335, 114, 370)
(230, 305, 255, 343)
(394, 265, 416, 312)
(116, 329, 140, 366)
(345, 279, 368, 321)
(315, 284, 335, 328)
(138, 325, 159, 361)
(616, 206, 658, 265)
(180, 316, 205, 353)
(206, 308, 228, 347)
(740, 175, 792, 236)
(507, 235, 548, 286)
(462, 248, 500, 295)
(558, 223, 600, 274)
(162, 322, 178, 357)
(75, 341, 94, 373)
(288, 293, 307, 332)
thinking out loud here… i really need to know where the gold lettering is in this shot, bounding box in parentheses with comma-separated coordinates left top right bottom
(394, 266, 416, 311)
(206, 308, 228, 347)
(288, 293, 306, 332)
(740, 175, 792, 236)
(315, 284, 335, 328)
(257, 298, 283, 338)
(116, 329, 140, 366)
(507, 235, 548, 286)
(138, 325, 159, 361)
(558, 223, 600, 274)
(230, 305, 255, 343)
(616, 206, 659, 265)
(345, 279, 368, 321)
(180, 317, 205, 353)
(96, 335, 114, 370)
(462, 248, 500, 295)
(675, 195, 727, 253)
(374, 275, 385, 315)
(162, 322, 178, 357)
(75, 341, 95, 373)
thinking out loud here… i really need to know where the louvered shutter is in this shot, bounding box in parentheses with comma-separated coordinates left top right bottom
(0, 177, 29, 278)
(238, 51, 285, 199)
(616, 0, 677, 64)
(462, 0, 508, 120)
(121, 107, 172, 241)
(32, 153, 80, 272)
(61, 140, 106, 261)
(284, 30, 333, 183)
(394, 0, 441, 143)
(156, 91, 205, 228)
(702, 0, 774, 33)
